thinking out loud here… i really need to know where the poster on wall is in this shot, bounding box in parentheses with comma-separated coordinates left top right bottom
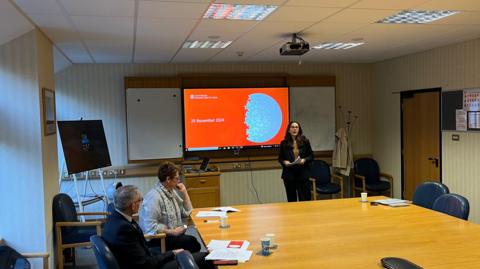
(463, 88, 480, 111)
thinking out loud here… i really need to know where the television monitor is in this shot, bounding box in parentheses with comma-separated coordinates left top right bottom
(57, 120, 112, 174)
(183, 87, 289, 152)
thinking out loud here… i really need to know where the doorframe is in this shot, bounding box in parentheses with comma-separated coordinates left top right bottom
(400, 87, 442, 199)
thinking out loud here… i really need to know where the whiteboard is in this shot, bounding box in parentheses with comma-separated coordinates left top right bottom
(290, 87, 335, 151)
(126, 88, 183, 160)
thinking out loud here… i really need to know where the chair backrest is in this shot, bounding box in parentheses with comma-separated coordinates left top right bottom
(412, 181, 449, 209)
(90, 235, 120, 269)
(0, 245, 30, 269)
(354, 158, 380, 184)
(309, 160, 331, 185)
(432, 193, 470, 220)
(52, 193, 79, 237)
(175, 250, 199, 269)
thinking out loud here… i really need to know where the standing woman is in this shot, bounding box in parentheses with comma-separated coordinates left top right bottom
(278, 121, 314, 202)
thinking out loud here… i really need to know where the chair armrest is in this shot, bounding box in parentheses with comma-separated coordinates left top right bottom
(354, 174, 366, 193)
(144, 233, 166, 240)
(77, 212, 108, 216)
(379, 172, 393, 182)
(22, 253, 49, 269)
(144, 233, 167, 253)
(56, 221, 102, 227)
(332, 174, 342, 183)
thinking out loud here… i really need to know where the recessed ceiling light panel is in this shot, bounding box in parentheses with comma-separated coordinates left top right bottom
(203, 3, 278, 20)
(377, 10, 459, 24)
(183, 40, 232, 49)
(313, 42, 364, 50)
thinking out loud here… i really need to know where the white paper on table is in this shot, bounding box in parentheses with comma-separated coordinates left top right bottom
(195, 211, 227, 218)
(207, 240, 250, 250)
(211, 206, 240, 212)
(374, 198, 407, 205)
(205, 248, 253, 263)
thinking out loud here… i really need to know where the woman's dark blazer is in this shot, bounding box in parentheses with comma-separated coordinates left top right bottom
(278, 138, 314, 182)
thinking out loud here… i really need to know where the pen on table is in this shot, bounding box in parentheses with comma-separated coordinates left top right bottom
(204, 219, 219, 223)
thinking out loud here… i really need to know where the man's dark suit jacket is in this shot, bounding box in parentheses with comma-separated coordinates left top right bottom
(103, 210, 175, 269)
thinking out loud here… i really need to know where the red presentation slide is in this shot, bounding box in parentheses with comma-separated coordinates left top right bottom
(184, 88, 289, 151)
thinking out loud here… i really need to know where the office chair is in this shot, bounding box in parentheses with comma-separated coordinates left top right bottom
(90, 235, 120, 269)
(412, 181, 449, 209)
(309, 160, 343, 200)
(353, 158, 393, 197)
(175, 250, 199, 269)
(52, 193, 107, 269)
(432, 193, 470, 220)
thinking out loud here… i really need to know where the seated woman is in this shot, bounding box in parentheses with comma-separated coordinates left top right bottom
(139, 161, 201, 253)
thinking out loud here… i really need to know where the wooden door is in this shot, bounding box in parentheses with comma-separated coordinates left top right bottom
(402, 90, 441, 200)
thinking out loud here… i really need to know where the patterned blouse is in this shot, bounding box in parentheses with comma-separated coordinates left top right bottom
(139, 181, 193, 234)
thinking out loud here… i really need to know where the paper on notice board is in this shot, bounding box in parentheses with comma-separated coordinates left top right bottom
(456, 109, 467, 131)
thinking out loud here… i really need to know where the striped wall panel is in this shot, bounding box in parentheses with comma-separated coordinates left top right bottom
(373, 38, 480, 222)
(0, 30, 46, 268)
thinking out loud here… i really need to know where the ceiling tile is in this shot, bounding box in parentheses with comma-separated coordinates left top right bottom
(285, 0, 359, 8)
(0, 1, 34, 46)
(416, 0, 480, 11)
(139, 1, 208, 19)
(172, 48, 221, 63)
(305, 22, 369, 41)
(323, 9, 399, 23)
(265, 6, 341, 22)
(194, 20, 257, 34)
(59, 0, 134, 16)
(71, 16, 134, 40)
(56, 43, 94, 63)
(14, 0, 63, 14)
(351, 0, 431, 10)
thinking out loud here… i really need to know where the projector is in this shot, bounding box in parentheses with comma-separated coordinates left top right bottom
(279, 33, 309, 56)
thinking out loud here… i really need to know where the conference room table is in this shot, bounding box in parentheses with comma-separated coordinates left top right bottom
(191, 196, 480, 268)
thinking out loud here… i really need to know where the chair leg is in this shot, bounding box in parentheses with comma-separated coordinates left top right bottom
(55, 225, 63, 269)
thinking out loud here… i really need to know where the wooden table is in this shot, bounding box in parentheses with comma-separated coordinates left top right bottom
(192, 197, 480, 269)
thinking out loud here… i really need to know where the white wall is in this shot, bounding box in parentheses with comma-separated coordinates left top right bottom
(373, 37, 480, 223)
(0, 29, 57, 268)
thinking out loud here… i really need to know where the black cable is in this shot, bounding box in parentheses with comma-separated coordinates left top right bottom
(247, 156, 262, 204)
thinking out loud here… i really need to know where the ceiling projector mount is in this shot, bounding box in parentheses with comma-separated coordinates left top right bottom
(279, 33, 309, 56)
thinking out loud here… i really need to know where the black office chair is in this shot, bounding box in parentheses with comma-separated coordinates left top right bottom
(412, 181, 449, 209)
(309, 160, 343, 200)
(90, 235, 120, 269)
(353, 158, 393, 197)
(53, 193, 107, 269)
(432, 193, 470, 220)
(175, 250, 199, 269)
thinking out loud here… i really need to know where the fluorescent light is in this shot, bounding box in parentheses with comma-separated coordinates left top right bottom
(313, 42, 364, 50)
(378, 10, 459, 24)
(203, 3, 278, 20)
(183, 40, 232, 49)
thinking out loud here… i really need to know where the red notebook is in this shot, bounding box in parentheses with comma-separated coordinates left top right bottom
(226, 241, 244, 249)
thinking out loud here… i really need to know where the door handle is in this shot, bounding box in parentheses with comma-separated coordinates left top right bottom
(428, 157, 439, 168)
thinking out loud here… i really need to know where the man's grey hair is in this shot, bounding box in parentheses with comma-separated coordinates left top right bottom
(113, 185, 140, 211)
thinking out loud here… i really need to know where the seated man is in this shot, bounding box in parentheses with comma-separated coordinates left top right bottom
(103, 185, 208, 269)
(140, 161, 201, 253)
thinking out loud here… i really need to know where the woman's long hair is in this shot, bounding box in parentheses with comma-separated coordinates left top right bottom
(283, 121, 306, 147)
